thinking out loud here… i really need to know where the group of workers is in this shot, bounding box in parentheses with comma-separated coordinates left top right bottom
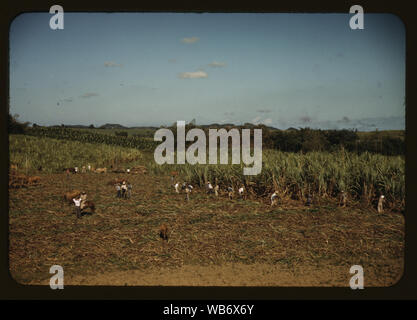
(171, 178, 387, 212)
(115, 181, 132, 199)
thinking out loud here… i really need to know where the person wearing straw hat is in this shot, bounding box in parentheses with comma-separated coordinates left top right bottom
(121, 181, 127, 199)
(271, 191, 279, 207)
(206, 181, 214, 194)
(73, 195, 82, 218)
(185, 185, 193, 201)
(377, 195, 385, 213)
(238, 186, 245, 200)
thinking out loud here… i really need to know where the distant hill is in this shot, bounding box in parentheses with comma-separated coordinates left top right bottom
(50, 124, 90, 129)
(98, 123, 128, 129)
(129, 126, 159, 130)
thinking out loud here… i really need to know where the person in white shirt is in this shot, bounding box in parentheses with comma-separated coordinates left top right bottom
(73, 196, 82, 218)
(377, 195, 385, 213)
(206, 181, 214, 194)
(174, 182, 180, 193)
(238, 186, 245, 199)
(271, 191, 279, 207)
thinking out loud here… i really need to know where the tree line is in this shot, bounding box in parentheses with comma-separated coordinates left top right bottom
(167, 123, 404, 156)
(9, 114, 404, 156)
(262, 127, 404, 156)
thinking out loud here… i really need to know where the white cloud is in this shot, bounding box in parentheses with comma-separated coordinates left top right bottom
(178, 70, 208, 79)
(208, 61, 226, 68)
(181, 37, 199, 44)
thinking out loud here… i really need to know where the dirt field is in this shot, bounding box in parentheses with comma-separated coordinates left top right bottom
(9, 171, 404, 287)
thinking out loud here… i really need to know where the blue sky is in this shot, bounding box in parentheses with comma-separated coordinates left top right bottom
(9, 13, 405, 130)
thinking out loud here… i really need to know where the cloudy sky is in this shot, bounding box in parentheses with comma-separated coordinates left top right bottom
(10, 13, 405, 130)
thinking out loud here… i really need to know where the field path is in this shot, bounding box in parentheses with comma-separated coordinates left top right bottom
(50, 262, 402, 287)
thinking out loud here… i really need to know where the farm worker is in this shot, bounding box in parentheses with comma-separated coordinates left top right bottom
(116, 184, 121, 198)
(184, 184, 193, 200)
(73, 196, 82, 218)
(339, 190, 347, 207)
(185, 186, 191, 201)
(121, 181, 127, 198)
(80, 192, 87, 209)
(127, 183, 132, 199)
(174, 182, 180, 193)
(74, 166, 78, 173)
(126, 168, 130, 174)
(238, 186, 245, 199)
(271, 191, 279, 207)
(227, 187, 234, 200)
(377, 195, 385, 213)
(214, 184, 219, 197)
(206, 181, 214, 194)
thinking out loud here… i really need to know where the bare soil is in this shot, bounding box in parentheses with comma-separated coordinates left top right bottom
(9, 171, 404, 287)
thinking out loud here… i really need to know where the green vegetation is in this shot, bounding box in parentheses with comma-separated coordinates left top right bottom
(148, 149, 405, 211)
(8, 114, 30, 134)
(9, 134, 142, 173)
(24, 126, 159, 151)
(9, 115, 405, 211)
(12, 117, 404, 156)
(165, 123, 405, 156)
(67, 127, 157, 138)
(8, 118, 405, 286)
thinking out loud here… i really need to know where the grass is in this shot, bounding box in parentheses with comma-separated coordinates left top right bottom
(148, 149, 405, 211)
(9, 134, 142, 173)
